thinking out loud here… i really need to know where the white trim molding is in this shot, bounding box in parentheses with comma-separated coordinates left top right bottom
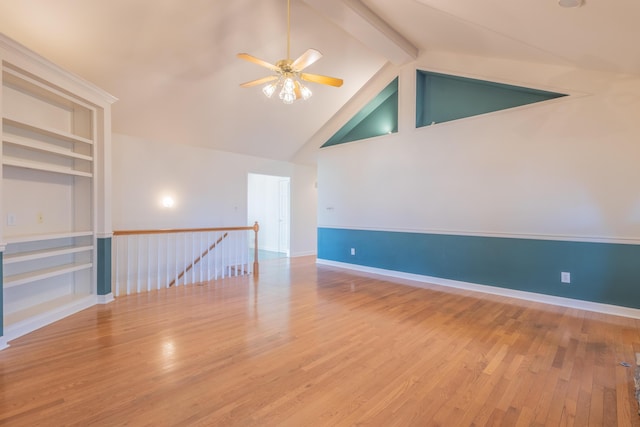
(290, 250, 318, 258)
(317, 259, 640, 320)
(318, 224, 640, 246)
(0, 34, 118, 105)
(0, 337, 8, 351)
(97, 293, 115, 304)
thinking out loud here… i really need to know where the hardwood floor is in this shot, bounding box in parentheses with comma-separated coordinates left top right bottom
(1, 256, 639, 426)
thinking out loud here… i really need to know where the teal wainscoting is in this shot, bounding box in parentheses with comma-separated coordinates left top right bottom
(318, 227, 640, 309)
(97, 237, 112, 296)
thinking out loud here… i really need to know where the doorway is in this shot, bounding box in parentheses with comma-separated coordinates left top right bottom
(247, 173, 290, 259)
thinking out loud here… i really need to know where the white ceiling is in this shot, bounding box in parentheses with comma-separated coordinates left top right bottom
(0, 0, 637, 162)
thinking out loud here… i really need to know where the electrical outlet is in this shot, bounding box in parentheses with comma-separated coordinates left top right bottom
(7, 213, 16, 226)
(37, 212, 44, 224)
(350, 248, 356, 256)
(561, 272, 571, 284)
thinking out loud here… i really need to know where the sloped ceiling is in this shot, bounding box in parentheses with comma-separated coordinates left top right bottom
(366, 0, 640, 74)
(0, 0, 637, 162)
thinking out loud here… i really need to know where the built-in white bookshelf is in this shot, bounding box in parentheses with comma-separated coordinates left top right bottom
(1, 34, 115, 342)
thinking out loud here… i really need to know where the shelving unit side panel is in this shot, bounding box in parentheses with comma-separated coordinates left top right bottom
(74, 175, 93, 232)
(72, 105, 93, 141)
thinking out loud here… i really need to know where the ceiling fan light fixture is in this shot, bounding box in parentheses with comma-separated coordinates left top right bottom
(280, 90, 296, 104)
(262, 82, 277, 98)
(262, 75, 313, 104)
(237, 0, 343, 104)
(279, 77, 296, 104)
(283, 77, 295, 92)
(558, 0, 584, 8)
(300, 84, 312, 101)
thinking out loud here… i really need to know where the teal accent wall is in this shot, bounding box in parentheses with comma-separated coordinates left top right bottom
(416, 70, 566, 127)
(322, 78, 398, 148)
(318, 227, 640, 309)
(97, 237, 112, 296)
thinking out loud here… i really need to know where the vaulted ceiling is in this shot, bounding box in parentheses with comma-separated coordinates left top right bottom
(0, 0, 637, 162)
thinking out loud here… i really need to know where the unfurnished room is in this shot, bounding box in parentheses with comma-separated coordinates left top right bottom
(1, 0, 640, 425)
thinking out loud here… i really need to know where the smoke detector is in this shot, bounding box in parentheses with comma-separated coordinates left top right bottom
(559, 0, 584, 7)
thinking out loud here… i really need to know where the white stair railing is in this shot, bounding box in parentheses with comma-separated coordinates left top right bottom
(112, 223, 259, 296)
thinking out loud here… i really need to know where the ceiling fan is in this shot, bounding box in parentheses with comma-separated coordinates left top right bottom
(237, 0, 343, 104)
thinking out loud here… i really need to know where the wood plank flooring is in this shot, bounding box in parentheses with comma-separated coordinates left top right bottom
(1, 256, 639, 426)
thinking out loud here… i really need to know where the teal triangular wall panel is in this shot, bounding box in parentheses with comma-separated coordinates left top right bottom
(416, 70, 566, 128)
(322, 78, 398, 148)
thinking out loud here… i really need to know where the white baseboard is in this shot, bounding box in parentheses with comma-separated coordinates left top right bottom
(317, 259, 640, 320)
(0, 337, 8, 351)
(97, 293, 115, 304)
(290, 251, 317, 258)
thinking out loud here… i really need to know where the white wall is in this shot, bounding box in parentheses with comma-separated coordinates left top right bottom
(318, 52, 640, 242)
(112, 134, 317, 256)
(290, 165, 318, 256)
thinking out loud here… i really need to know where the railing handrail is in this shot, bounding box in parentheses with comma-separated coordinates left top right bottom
(113, 223, 259, 236)
(113, 222, 260, 278)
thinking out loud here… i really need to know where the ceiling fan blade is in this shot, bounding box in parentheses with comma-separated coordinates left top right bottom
(239, 75, 278, 88)
(294, 81, 302, 100)
(291, 48, 323, 71)
(237, 53, 279, 71)
(300, 73, 344, 87)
